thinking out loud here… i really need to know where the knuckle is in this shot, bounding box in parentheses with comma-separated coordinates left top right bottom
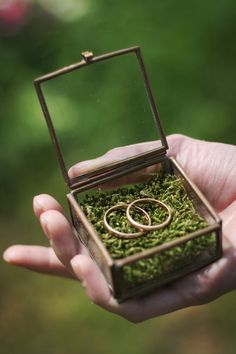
(104, 146, 119, 156)
(167, 133, 187, 143)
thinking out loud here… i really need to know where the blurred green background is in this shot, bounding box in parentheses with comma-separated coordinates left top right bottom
(1, 1, 236, 353)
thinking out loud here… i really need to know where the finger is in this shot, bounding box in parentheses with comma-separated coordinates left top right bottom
(33, 194, 84, 266)
(3, 245, 75, 278)
(69, 253, 184, 322)
(68, 141, 160, 179)
(40, 210, 82, 269)
(33, 194, 65, 218)
(70, 252, 181, 322)
(96, 164, 162, 190)
(70, 255, 118, 310)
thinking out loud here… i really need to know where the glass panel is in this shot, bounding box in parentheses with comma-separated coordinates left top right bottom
(78, 168, 213, 264)
(40, 52, 164, 179)
(122, 232, 217, 289)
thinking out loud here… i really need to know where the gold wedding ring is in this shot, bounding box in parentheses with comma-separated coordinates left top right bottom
(126, 198, 172, 231)
(103, 204, 151, 239)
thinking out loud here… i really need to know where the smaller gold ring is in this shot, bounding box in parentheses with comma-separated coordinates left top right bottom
(103, 204, 151, 239)
(126, 198, 172, 231)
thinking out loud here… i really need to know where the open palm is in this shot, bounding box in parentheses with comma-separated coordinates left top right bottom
(3, 134, 236, 322)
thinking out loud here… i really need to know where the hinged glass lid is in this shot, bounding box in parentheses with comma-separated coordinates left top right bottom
(34, 46, 168, 189)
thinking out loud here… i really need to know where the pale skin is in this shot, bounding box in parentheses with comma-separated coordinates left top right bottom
(3, 134, 236, 322)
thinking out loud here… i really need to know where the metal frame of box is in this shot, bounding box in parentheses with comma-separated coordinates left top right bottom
(67, 156, 222, 302)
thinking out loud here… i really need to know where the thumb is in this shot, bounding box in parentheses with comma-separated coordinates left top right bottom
(70, 255, 113, 308)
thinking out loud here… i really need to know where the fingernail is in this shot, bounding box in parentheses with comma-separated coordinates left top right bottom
(3, 248, 14, 263)
(70, 255, 82, 281)
(70, 255, 80, 268)
(40, 213, 49, 238)
(33, 195, 43, 215)
(68, 166, 79, 178)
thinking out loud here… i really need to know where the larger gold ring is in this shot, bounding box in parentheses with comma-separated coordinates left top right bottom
(126, 198, 172, 231)
(103, 204, 151, 239)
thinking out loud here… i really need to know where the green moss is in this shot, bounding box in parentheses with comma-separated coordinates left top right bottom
(123, 233, 216, 286)
(80, 173, 216, 287)
(80, 174, 208, 258)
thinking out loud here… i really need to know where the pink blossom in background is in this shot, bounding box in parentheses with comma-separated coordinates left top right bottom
(0, 0, 31, 34)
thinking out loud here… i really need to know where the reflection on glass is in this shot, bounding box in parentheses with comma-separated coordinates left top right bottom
(41, 52, 163, 177)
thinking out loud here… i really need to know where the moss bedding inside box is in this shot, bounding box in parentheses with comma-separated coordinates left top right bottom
(80, 173, 216, 287)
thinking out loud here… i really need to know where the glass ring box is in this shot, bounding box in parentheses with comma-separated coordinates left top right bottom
(34, 46, 222, 303)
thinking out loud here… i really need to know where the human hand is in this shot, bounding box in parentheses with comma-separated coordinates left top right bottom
(3, 134, 236, 322)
